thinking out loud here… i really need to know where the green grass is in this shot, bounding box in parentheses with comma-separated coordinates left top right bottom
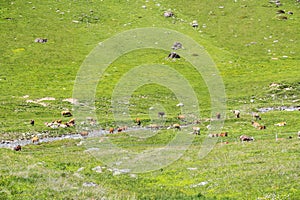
(0, 0, 300, 199)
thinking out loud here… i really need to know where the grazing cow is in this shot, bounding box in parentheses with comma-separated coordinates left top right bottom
(233, 110, 240, 118)
(30, 119, 35, 126)
(192, 20, 198, 28)
(117, 128, 122, 132)
(164, 11, 174, 17)
(62, 110, 72, 117)
(192, 127, 200, 135)
(276, 9, 285, 14)
(252, 121, 260, 128)
(252, 113, 261, 120)
(109, 128, 114, 133)
(34, 38, 48, 43)
(216, 113, 221, 120)
(178, 115, 185, 121)
(172, 42, 183, 50)
(158, 112, 165, 118)
(219, 132, 228, 137)
(117, 127, 126, 132)
(135, 118, 141, 126)
(67, 118, 75, 126)
(297, 131, 300, 139)
(274, 122, 286, 126)
(80, 131, 89, 137)
(32, 136, 39, 143)
(168, 52, 180, 59)
(252, 121, 266, 130)
(173, 124, 181, 130)
(14, 145, 22, 151)
(240, 135, 254, 142)
(278, 16, 287, 20)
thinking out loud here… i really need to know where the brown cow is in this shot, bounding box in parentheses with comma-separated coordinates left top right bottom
(14, 145, 22, 151)
(274, 122, 286, 126)
(178, 115, 185, 121)
(80, 131, 89, 137)
(116, 126, 127, 132)
(219, 132, 228, 137)
(67, 118, 75, 126)
(173, 124, 181, 130)
(32, 136, 39, 143)
(135, 118, 141, 126)
(109, 128, 114, 133)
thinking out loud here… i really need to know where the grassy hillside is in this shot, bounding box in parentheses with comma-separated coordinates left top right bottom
(0, 0, 299, 199)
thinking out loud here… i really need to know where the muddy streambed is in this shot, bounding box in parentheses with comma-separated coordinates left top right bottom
(257, 105, 300, 113)
(0, 127, 152, 149)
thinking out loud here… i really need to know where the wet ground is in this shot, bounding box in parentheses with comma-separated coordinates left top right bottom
(257, 105, 300, 113)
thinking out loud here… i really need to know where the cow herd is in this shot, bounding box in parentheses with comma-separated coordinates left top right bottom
(11, 106, 299, 151)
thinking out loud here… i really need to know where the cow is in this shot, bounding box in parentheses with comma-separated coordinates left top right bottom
(109, 128, 114, 134)
(274, 122, 286, 126)
(34, 38, 48, 43)
(172, 42, 183, 50)
(32, 136, 39, 143)
(173, 124, 181, 130)
(164, 11, 174, 17)
(298, 131, 300, 139)
(135, 118, 141, 126)
(67, 118, 75, 127)
(117, 127, 127, 132)
(158, 112, 165, 118)
(276, 9, 285, 14)
(252, 112, 261, 120)
(233, 110, 240, 118)
(192, 20, 198, 28)
(62, 110, 72, 117)
(30, 119, 35, 126)
(219, 132, 228, 137)
(252, 121, 266, 129)
(192, 127, 200, 135)
(80, 131, 89, 137)
(252, 121, 260, 128)
(240, 135, 254, 142)
(258, 125, 266, 130)
(177, 115, 185, 121)
(14, 145, 22, 151)
(168, 52, 180, 59)
(216, 112, 221, 120)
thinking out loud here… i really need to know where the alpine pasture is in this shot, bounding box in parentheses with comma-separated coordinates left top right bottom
(0, 0, 300, 199)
